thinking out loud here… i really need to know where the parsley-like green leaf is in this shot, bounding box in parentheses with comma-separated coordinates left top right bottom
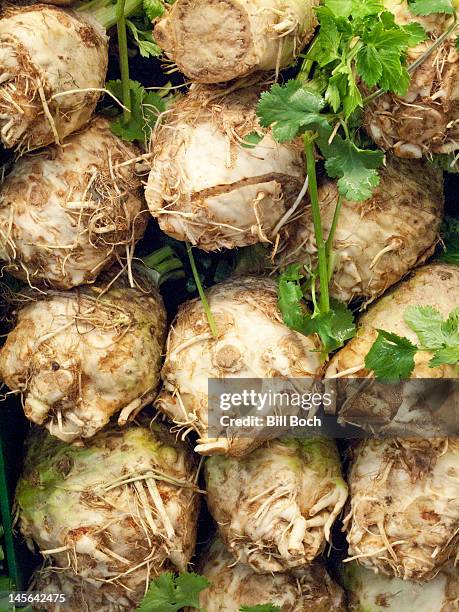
(405, 306, 459, 368)
(439, 217, 459, 265)
(317, 134, 384, 201)
(278, 268, 355, 352)
(323, 0, 384, 19)
(278, 265, 309, 334)
(356, 46, 383, 87)
(309, 11, 342, 66)
(127, 20, 162, 58)
(304, 299, 356, 353)
(106, 79, 165, 143)
(409, 0, 455, 15)
(403, 22, 429, 46)
(256, 81, 329, 142)
(136, 572, 209, 612)
(404, 305, 446, 349)
(143, 0, 166, 20)
(365, 330, 417, 380)
(241, 131, 264, 148)
(240, 606, 281, 612)
(430, 345, 459, 367)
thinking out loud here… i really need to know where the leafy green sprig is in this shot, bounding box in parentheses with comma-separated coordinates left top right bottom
(258, 0, 457, 357)
(365, 306, 459, 379)
(136, 571, 280, 612)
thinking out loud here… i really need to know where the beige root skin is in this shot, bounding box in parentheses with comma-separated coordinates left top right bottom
(156, 276, 322, 457)
(344, 439, 459, 582)
(0, 117, 146, 289)
(197, 538, 347, 612)
(146, 86, 306, 252)
(16, 422, 200, 603)
(154, 0, 319, 83)
(32, 568, 137, 612)
(277, 158, 444, 303)
(364, 0, 459, 158)
(204, 438, 348, 573)
(344, 560, 459, 612)
(0, 278, 167, 442)
(0, 4, 108, 152)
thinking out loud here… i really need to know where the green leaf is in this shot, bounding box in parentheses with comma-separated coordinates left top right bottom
(325, 73, 344, 112)
(350, 0, 385, 18)
(256, 81, 329, 142)
(430, 345, 459, 367)
(456, 35, 459, 51)
(106, 79, 166, 143)
(365, 330, 417, 380)
(126, 20, 162, 58)
(241, 131, 264, 148)
(317, 134, 384, 201)
(404, 305, 445, 349)
(343, 71, 363, 118)
(308, 12, 342, 66)
(278, 265, 309, 334)
(356, 45, 383, 87)
(323, 0, 353, 17)
(240, 606, 281, 612)
(439, 216, 459, 265)
(143, 0, 165, 20)
(409, 0, 455, 15)
(403, 22, 428, 46)
(429, 308, 459, 367)
(378, 49, 410, 96)
(305, 299, 356, 353)
(136, 572, 210, 612)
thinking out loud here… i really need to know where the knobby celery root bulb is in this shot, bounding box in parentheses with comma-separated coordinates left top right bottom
(0, 117, 145, 289)
(196, 538, 347, 612)
(364, 0, 459, 158)
(16, 421, 200, 605)
(342, 560, 459, 612)
(0, 4, 108, 152)
(153, 0, 319, 83)
(0, 276, 166, 442)
(205, 438, 348, 573)
(277, 158, 444, 303)
(145, 86, 305, 251)
(156, 277, 322, 457)
(326, 263, 459, 381)
(344, 439, 459, 582)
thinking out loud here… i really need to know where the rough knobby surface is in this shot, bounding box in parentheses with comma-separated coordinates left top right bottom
(344, 439, 459, 581)
(156, 276, 322, 456)
(0, 278, 167, 441)
(205, 438, 348, 572)
(0, 4, 108, 151)
(16, 422, 200, 604)
(197, 538, 347, 611)
(0, 117, 145, 289)
(277, 158, 444, 303)
(145, 86, 305, 251)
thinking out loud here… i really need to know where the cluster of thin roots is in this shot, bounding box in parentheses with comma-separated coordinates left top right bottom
(38, 467, 200, 595)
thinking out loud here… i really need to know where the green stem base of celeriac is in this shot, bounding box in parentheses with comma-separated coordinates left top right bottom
(186, 243, 218, 338)
(76, 0, 143, 30)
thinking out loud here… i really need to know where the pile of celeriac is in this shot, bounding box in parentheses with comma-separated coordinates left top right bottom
(0, 0, 458, 610)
